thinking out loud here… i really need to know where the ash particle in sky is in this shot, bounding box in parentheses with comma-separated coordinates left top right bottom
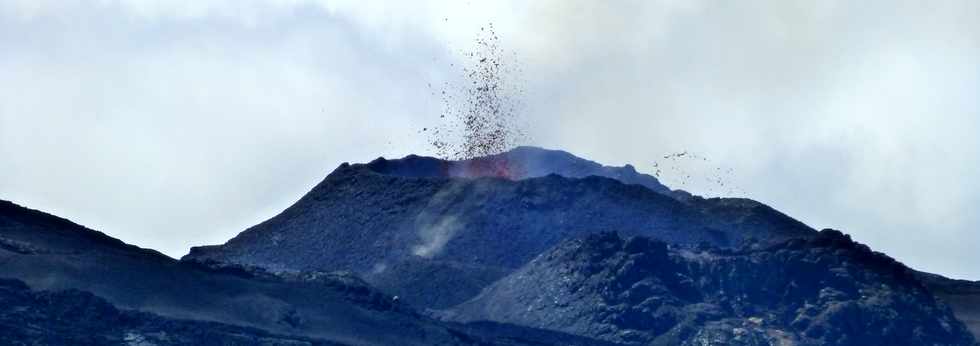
(427, 24, 527, 160)
(653, 151, 744, 197)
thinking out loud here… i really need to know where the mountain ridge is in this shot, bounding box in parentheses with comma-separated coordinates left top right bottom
(0, 199, 475, 345)
(4, 146, 977, 345)
(0, 198, 628, 346)
(445, 231, 975, 345)
(184, 147, 815, 309)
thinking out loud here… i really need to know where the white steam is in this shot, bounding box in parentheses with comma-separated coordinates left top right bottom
(412, 215, 463, 258)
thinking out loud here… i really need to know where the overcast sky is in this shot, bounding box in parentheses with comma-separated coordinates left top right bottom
(1, 1, 978, 279)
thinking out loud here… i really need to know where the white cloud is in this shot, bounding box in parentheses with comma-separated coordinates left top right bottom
(1, 1, 978, 279)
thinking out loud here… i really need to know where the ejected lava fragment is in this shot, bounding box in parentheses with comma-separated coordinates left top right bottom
(428, 24, 527, 160)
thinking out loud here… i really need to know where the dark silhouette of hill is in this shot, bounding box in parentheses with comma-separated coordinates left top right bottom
(185, 147, 814, 309)
(0, 274, 622, 346)
(0, 199, 620, 346)
(445, 231, 976, 346)
(5, 146, 975, 345)
(919, 272, 980, 339)
(0, 200, 453, 345)
(0, 278, 343, 345)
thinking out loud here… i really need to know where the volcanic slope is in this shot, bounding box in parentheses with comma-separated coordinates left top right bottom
(0, 199, 623, 346)
(185, 147, 814, 309)
(0, 199, 463, 345)
(919, 272, 980, 340)
(0, 278, 341, 346)
(446, 231, 977, 346)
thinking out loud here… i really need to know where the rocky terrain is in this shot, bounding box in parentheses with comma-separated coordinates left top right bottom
(0, 278, 338, 346)
(2, 146, 977, 345)
(0, 199, 447, 345)
(446, 231, 975, 345)
(185, 147, 813, 308)
(919, 272, 980, 339)
(0, 199, 617, 346)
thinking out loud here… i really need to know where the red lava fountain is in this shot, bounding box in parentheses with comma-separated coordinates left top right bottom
(451, 155, 526, 180)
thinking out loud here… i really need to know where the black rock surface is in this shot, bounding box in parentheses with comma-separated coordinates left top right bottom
(919, 272, 980, 340)
(6, 146, 972, 345)
(0, 278, 340, 346)
(446, 231, 976, 346)
(185, 147, 813, 308)
(0, 199, 626, 346)
(0, 199, 455, 345)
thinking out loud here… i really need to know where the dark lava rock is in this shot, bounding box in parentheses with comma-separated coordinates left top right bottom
(0, 278, 339, 346)
(446, 231, 976, 346)
(0, 199, 632, 346)
(184, 147, 813, 309)
(918, 272, 980, 341)
(363, 146, 671, 194)
(0, 276, 623, 346)
(0, 200, 465, 345)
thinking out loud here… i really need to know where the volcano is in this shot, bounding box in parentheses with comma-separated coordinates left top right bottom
(183, 147, 815, 309)
(2, 147, 978, 345)
(445, 231, 973, 345)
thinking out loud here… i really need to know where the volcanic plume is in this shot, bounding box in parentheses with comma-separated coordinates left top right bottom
(427, 24, 527, 178)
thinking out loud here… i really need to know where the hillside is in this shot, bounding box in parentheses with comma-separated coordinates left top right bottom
(5, 146, 975, 345)
(0, 200, 457, 345)
(446, 231, 975, 345)
(185, 147, 813, 309)
(0, 199, 625, 345)
(0, 278, 341, 346)
(919, 272, 980, 339)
